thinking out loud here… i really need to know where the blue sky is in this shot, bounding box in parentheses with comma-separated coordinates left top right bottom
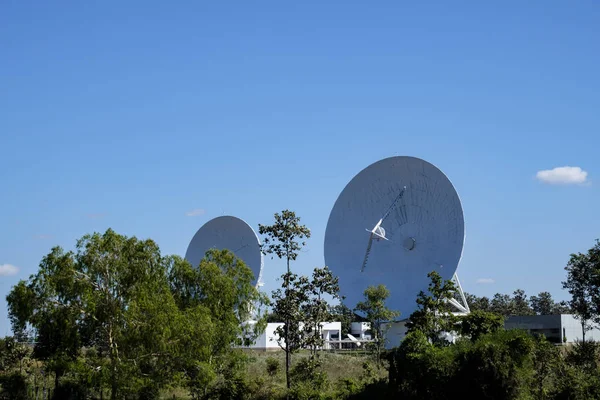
(1, 1, 599, 334)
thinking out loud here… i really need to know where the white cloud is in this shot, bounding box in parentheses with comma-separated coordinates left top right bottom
(0, 264, 19, 276)
(476, 278, 495, 284)
(536, 166, 588, 185)
(186, 208, 205, 217)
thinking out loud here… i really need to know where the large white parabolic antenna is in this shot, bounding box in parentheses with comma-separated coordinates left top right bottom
(185, 216, 264, 288)
(324, 156, 467, 319)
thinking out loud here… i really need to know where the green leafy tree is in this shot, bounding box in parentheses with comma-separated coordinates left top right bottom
(552, 300, 572, 314)
(166, 249, 267, 398)
(532, 335, 562, 400)
(0, 337, 30, 375)
(490, 293, 515, 316)
(464, 293, 491, 312)
(7, 230, 182, 398)
(562, 241, 600, 343)
(512, 289, 534, 315)
(459, 310, 504, 341)
(258, 210, 310, 391)
(270, 272, 310, 389)
(355, 285, 399, 365)
(530, 291, 555, 315)
(302, 266, 341, 356)
(6, 230, 267, 400)
(405, 271, 457, 346)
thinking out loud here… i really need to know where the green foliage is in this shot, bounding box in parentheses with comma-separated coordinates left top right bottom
(302, 267, 341, 355)
(5, 229, 267, 400)
(258, 210, 311, 269)
(459, 310, 504, 341)
(490, 293, 516, 316)
(271, 272, 310, 354)
(335, 377, 362, 398)
(389, 325, 600, 400)
(563, 239, 600, 342)
(354, 284, 399, 365)
(266, 357, 280, 377)
(0, 337, 30, 374)
(467, 290, 572, 317)
(390, 329, 538, 399)
(289, 357, 328, 400)
(531, 335, 562, 399)
(405, 271, 457, 346)
(259, 209, 311, 390)
(0, 373, 28, 400)
(512, 289, 534, 315)
(530, 291, 556, 315)
(552, 363, 600, 400)
(565, 340, 600, 373)
(464, 293, 491, 312)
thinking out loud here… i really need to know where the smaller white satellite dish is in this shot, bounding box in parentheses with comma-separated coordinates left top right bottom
(185, 216, 264, 288)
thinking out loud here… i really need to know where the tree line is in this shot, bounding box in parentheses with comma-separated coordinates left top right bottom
(464, 290, 571, 316)
(2, 211, 600, 399)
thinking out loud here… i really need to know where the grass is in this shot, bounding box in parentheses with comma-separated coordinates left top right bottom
(244, 350, 387, 392)
(156, 350, 388, 399)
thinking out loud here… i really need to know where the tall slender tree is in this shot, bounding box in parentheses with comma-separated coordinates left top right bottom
(303, 266, 341, 356)
(355, 284, 399, 366)
(562, 240, 600, 343)
(258, 210, 311, 391)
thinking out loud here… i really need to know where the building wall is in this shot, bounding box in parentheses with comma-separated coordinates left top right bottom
(384, 321, 408, 349)
(504, 314, 600, 344)
(560, 314, 600, 343)
(504, 315, 562, 342)
(350, 322, 370, 338)
(241, 322, 341, 351)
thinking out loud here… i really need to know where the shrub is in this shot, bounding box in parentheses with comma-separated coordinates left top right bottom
(389, 329, 537, 400)
(265, 357, 280, 377)
(335, 377, 362, 398)
(290, 357, 329, 400)
(138, 384, 160, 400)
(566, 340, 599, 372)
(0, 373, 28, 400)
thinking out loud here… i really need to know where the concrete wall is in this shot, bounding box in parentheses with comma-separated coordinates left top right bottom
(561, 314, 600, 343)
(242, 322, 341, 350)
(243, 322, 284, 350)
(351, 322, 370, 338)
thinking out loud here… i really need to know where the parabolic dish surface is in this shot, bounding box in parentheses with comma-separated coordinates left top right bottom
(185, 216, 263, 287)
(324, 156, 465, 318)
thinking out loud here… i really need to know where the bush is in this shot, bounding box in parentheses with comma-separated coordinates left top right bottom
(552, 364, 600, 400)
(290, 357, 329, 400)
(389, 329, 536, 399)
(335, 377, 362, 398)
(0, 373, 28, 400)
(138, 384, 160, 400)
(566, 340, 599, 372)
(265, 357, 280, 377)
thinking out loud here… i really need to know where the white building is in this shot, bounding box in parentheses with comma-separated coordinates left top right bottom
(241, 321, 342, 351)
